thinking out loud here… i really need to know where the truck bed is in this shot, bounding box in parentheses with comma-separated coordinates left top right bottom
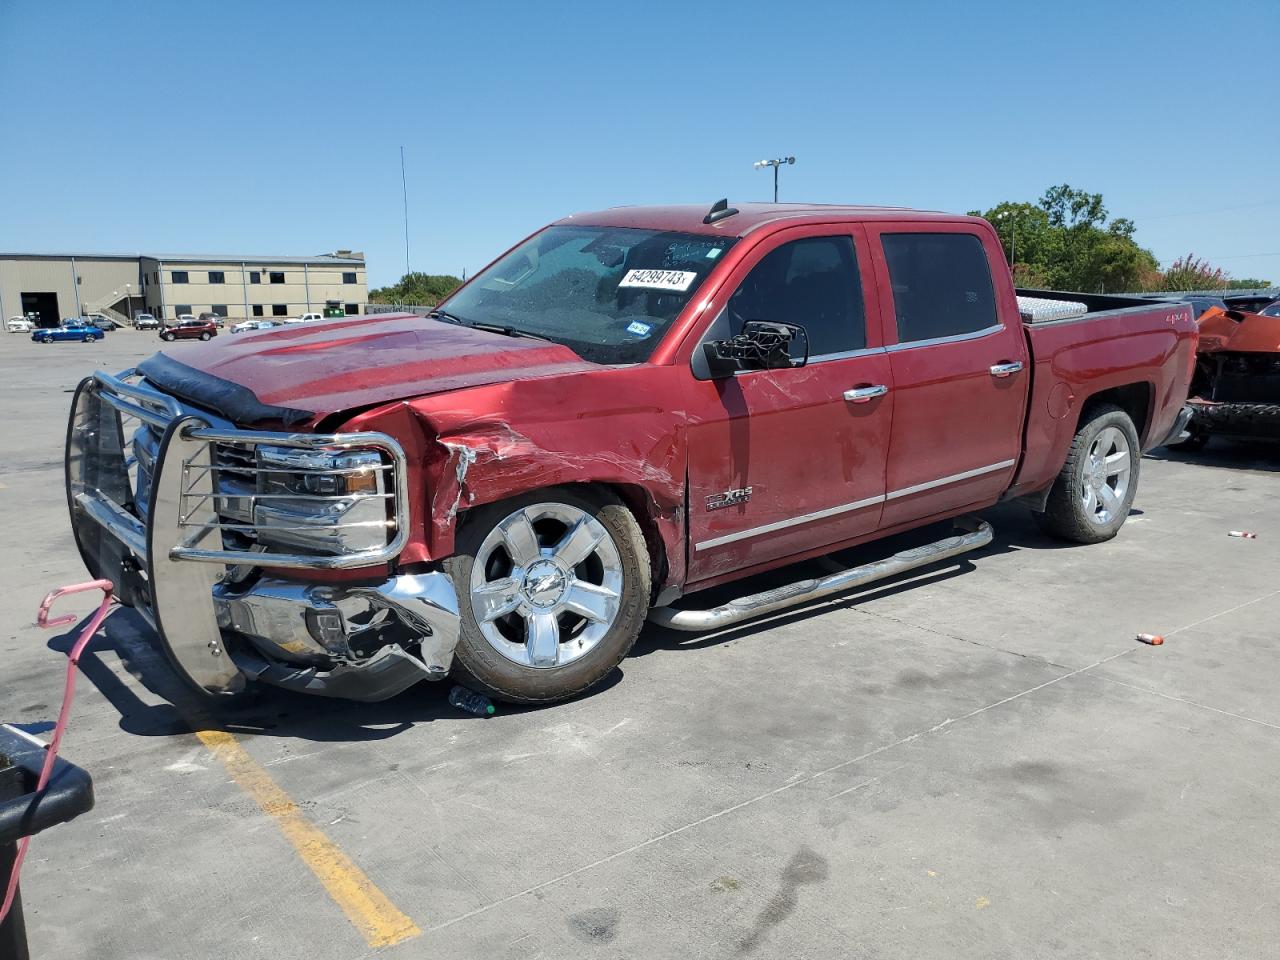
(1015, 288, 1174, 324)
(1007, 291, 1196, 500)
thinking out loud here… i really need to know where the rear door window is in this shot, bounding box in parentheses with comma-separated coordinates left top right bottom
(881, 232, 997, 343)
(727, 235, 865, 357)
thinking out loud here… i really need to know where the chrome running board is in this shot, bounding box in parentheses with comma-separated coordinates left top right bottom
(648, 517, 993, 632)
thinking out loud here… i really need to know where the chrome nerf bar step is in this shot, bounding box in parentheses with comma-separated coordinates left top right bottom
(648, 517, 994, 632)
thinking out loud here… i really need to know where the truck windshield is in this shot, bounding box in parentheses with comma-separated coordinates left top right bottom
(439, 225, 736, 364)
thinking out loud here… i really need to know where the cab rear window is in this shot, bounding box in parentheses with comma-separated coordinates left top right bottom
(882, 233, 997, 343)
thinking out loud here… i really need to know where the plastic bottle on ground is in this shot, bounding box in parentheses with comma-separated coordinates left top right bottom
(448, 684, 496, 716)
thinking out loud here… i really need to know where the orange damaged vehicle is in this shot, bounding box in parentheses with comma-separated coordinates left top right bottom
(1176, 294, 1280, 449)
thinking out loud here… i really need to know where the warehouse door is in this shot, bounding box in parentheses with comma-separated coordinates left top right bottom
(21, 292, 60, 327)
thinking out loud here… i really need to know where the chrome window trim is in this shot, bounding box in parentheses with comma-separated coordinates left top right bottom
(884, 323, 1004, 352)
(730, 345, 884, 376)
(694, 457, 1017, 551)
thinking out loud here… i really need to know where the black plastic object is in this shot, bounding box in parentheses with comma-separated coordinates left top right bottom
(135, 352, 313, 426)
(0, 725, 95, 960)
(703, 321, 809, 376)
(703, 198, 739, 225)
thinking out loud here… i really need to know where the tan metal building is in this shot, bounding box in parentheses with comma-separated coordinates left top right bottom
(0, 253, 141, 326)
(140, 253, 367, 322)
(1, 251, 368, 327)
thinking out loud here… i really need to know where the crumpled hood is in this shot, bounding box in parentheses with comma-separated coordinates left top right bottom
(137, 313, 598, 426)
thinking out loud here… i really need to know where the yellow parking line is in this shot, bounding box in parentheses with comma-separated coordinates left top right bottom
(195, 728, 421, 948)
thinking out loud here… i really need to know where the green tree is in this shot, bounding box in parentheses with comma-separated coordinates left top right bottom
(972, 184, 1158, 292)
(369, 272, 463, 306)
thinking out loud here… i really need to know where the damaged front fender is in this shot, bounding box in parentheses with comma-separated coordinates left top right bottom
(344, 365, 690, 591)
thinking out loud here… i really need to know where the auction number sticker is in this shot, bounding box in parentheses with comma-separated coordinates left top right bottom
(618, 269, 698, 292)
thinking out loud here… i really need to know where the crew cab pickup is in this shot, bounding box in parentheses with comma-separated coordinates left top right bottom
(64, 202, 1197, 705)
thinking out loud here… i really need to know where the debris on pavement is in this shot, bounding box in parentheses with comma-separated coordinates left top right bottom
(448, 685, 496, 717)
(1136, 633, 1165, 646)
(1227, 531, 1258, 539)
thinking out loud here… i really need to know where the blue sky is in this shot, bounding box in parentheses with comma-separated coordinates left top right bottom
(1, 0, 1277, 287)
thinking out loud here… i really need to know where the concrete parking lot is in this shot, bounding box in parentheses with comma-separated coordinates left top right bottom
(2, 329, 1277, 960)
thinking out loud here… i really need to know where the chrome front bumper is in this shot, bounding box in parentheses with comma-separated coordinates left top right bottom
(66, 370, 460, 701)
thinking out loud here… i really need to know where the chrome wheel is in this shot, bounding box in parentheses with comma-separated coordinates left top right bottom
(470, 502, 624, 669)
(1081, 426, 1131, 525)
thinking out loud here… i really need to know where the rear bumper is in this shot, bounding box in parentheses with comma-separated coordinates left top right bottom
(1160, 405, 1195, 446)
(65, 369, 460, 701)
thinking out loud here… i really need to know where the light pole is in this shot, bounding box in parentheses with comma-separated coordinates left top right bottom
(996, 210, 1018, 271)
(123, 282, 130, 321)
(753, 156, 795, 203)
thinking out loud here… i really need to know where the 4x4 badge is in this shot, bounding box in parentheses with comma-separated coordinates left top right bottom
(706, 486, 752, 511)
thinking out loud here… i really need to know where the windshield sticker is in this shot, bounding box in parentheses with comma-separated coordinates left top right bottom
(626, 320, 652, 337)
(706, 247, 723, 259)
(619, 269, 698, 292)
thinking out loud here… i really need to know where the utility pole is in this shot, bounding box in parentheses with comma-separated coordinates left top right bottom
(400, 146, 410, 277)
(753, 156, 795, 202)
(996, 210, 1019, 272)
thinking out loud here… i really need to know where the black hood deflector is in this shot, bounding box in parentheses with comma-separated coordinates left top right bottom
(136, 352, 314, 427)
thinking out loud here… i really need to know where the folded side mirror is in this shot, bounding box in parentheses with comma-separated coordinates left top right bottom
(703, 321, 809, 378)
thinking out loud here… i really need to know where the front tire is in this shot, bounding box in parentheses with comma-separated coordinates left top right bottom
(1033, 403, 1140, 544)
(41, 335, 53, 343)
(162, 332, 175, 341)
(444, 487, 651, 704)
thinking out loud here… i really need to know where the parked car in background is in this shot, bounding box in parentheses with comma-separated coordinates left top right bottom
(62, 200, 1197, 706)
(32, 320, 106, 343)
(86, 315, 123, 331)
(1259, 299, 1280, 318)
(160, 317, 217, 341)
(133, 313, 160, 330)
(7, 316, 34, 333)
(174, 313, 197, 325)
(198, 312, 226, 328)
(299, 312, 324, 322)
(230, 319, 281, 334)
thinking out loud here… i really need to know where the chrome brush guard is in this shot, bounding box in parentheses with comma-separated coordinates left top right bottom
(66, 369, 458, 700)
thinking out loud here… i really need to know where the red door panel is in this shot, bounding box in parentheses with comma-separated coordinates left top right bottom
(685, 354, 893, 581)
(866, 223, 1030, 527)
(681, 223, 893, 584)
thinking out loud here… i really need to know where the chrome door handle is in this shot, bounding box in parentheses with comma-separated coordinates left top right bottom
(843, 384, 889, 403)
(989, 361, 1023, 378)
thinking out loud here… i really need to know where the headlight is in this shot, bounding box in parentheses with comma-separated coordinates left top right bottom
(249, 445, 392, 555)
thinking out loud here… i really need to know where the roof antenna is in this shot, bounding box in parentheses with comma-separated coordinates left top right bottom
(703, 198, 739, 225)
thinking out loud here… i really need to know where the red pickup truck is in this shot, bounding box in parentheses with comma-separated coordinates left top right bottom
(65, 202, 1196, 706)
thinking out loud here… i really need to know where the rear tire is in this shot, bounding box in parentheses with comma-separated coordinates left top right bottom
(82, 333, 97, 343)
(199, 332, 211, 341)
(1033, 403, 1140, 544)
(444, 487, 651, 705)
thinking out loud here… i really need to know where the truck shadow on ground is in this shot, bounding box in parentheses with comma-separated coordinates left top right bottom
(1145, 441, 1280, 474)
(45, 609, 580, 744)
(636, 500, 1082, 655)
(47, 500, 1101, 743)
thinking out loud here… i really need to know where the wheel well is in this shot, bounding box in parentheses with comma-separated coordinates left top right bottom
(454, 481, 671, 597)
(1079, 383, 1153, 442)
